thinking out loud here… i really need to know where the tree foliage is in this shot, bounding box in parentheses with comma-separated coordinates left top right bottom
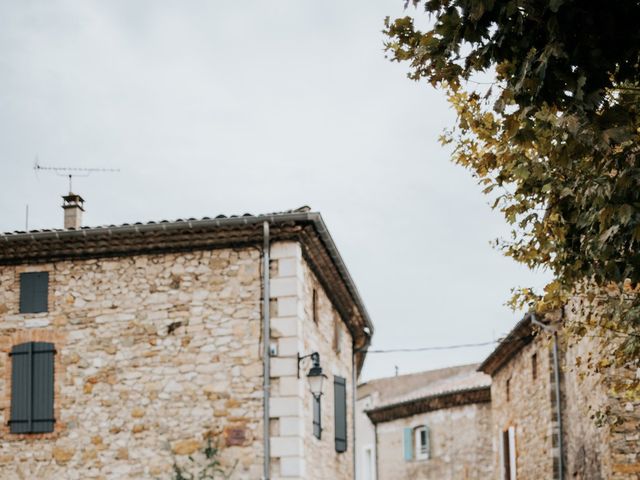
(384, 0, 640, 368)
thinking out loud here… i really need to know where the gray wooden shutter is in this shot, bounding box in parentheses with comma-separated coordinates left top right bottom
(313, 395, 322, 439)
(19, 272, 49, 313)
(10, 342, 55, 433)
(334, 376, 347, 453)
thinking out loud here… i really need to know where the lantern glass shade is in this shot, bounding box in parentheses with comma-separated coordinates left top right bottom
(307, 366, 325, 398)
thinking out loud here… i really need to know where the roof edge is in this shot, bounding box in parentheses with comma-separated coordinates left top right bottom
(366, 385, 491, 424)
(477, 313, 535, 376)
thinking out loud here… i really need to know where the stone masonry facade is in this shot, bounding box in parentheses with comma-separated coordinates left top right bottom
(0, 239, 359, 479)
(376, 402, 493, 480)
(489, 331, 559, 480)
(268, 242, 354, 480)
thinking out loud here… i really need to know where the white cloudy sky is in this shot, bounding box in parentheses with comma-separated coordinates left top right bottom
(0, 1, 549, 381)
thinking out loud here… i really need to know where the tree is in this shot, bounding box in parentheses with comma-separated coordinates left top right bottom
(384, 0, 640, 385)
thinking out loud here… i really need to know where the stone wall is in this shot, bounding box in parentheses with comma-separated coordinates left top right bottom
(267, 242, 354, 479)
(563, 305, 640, 479)
(376, 402, 492, 480)
(489, 332, 557, 480)
(0, 248, 265, 479)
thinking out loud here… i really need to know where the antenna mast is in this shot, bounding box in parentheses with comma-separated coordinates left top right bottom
(34, 160, 119, 192)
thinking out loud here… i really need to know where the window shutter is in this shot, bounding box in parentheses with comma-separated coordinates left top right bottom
(403, 427, 413, 461)
(10, 342, 55, 434)
(19, 272, 49, 313)
(508, 426, 517, 480)
(313, 395, 322, 439)
(334, 376, 347, 452)
(423, 425, 431, 459)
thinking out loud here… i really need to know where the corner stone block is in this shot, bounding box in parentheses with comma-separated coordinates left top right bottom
(280, 456, 305, 478)
(270, 436, 303, 458)
(270, 242, 301, 261)
(277, 337, 301, 357)
(269, 397, 303, 418)
(279, 377, 304, 397)
(270, 277, 298, 298)
(270, 357, 298, 378)
(271, 317, 298, 337)
(277, 258, 299, 278)
(279, 416, 304, 437)
(277, 297, 300, 317)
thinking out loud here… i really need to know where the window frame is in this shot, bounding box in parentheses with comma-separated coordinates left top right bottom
(9, 341, 56, 434)
(19, 272, 49, 314)
(414, 425, 430, 461)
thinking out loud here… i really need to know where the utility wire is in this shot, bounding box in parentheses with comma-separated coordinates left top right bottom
(366, 340, 498, 354)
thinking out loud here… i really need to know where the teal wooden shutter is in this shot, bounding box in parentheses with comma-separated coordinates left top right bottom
(19, 272, 49, 313)
(403, 427, 413, 461)
(334, 376, 347, 452)
(10, 342, 55, 433)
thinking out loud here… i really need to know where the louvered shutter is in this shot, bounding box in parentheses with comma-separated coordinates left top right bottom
(19, 272, 49, 313)
(424, 425, 431, 459)
(313, 395, 322, 439)
(10, 342, 55, 434)
(403, 427, 413, 461)
(334, 376, 347, 453)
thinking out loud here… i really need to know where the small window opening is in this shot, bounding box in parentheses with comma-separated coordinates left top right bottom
(506, 378, 511, 402)
(414, 426, 430, 460)
(532, 352, 538, 380)
(312, 289, 318, 324)
(19, 272, 49, 314)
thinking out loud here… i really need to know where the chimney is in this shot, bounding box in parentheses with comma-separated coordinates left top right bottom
(62, 193, 85, 229)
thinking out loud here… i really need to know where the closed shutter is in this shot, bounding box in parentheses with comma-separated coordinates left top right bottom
(334, 376, 347, 453)
(19, 272, 49, 313)
(508, 426, 517, 480)
(313, 395, 322, 439)
(10, 342, 56, 434)
(403, 427, 413, 461)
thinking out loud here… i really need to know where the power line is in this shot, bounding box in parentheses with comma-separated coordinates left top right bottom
(366, 340, 498, 354)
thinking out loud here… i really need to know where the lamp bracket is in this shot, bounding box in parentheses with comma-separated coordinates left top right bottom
(297, 352, 320, 378)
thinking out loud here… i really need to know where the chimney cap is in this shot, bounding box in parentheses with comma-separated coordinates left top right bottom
(62, 192, 85, 211)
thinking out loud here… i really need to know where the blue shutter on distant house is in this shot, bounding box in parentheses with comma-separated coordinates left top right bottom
(9, 342, 56, 434)
(334, 376, 347, 453)
(19, 272, 49, 313)
(403, 427, 413, 461)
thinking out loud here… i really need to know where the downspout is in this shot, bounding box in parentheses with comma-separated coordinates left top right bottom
(374, 422, 379, 480)
(531, 314, 564, 480)
(352, 346, 357, 480)
(262, 221, 271, 480)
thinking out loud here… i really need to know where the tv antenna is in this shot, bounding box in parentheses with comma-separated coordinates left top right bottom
(34, 158, 120, 192)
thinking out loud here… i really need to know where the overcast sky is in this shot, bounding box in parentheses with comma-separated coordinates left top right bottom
(0, 1, 549, 381)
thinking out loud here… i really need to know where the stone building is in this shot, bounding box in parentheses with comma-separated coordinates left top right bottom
(356, 364, 492, 480)
(479, 311, 640, 480)
(0, 201, 373, 480)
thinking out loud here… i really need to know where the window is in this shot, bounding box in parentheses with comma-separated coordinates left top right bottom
(313, 395, 322, 439)
(414, 426, 430, 460)
(312, 289, 318, 324)
(333, 314, 343, 354)
(506, 378, 511, 402)
(19, 272, 49, 313)
(501, 426, 517, 480)
(362, 445, 375, 480)
(334, 376, 347, 452)
(532, 352, 538, 380)
(9, 342, 56, 434)
(403, 425, 430, 461)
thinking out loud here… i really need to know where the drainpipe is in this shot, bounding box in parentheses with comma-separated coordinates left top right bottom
(531, 314, 564, 480)
(352, 346, 357, 480)
(262, 221, 271, 480)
